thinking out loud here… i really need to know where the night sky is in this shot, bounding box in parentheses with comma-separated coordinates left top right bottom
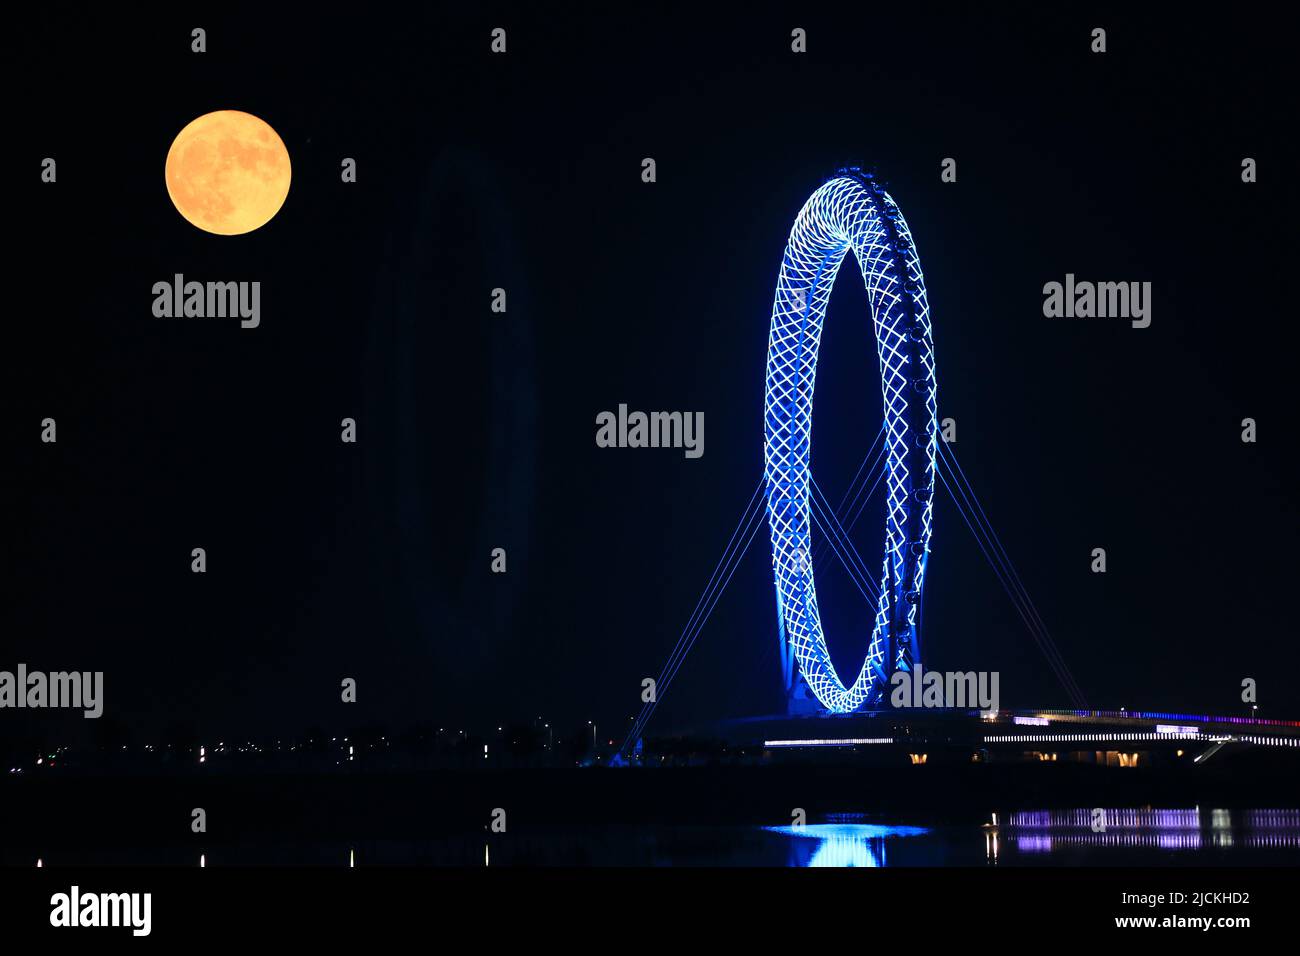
(9, 5, 1296, 747)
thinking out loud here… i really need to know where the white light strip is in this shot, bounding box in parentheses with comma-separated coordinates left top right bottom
(764, 737, 894, 748)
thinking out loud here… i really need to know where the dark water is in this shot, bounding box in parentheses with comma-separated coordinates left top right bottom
(20, 809, 1300, 867)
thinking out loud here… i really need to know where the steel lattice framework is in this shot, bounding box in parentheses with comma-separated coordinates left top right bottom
(763, 171, 937, 713)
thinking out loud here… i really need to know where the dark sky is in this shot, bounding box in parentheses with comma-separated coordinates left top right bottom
(8, 5, 1296, 745)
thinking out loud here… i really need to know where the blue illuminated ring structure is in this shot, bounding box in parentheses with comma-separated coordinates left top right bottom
(763, 172, 937, 713)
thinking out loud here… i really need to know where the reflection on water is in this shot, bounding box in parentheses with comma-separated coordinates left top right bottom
(763, 824, 930, 867)
(760, 808, 1300, 867)
(997, 807, 1300, 856)
(13, 809, 1300, 867)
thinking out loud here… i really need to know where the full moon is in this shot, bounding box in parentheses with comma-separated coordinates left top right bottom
(165, 110, 291, 235)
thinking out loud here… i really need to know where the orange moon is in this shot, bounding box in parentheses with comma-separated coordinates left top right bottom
(165, 110, 291, 235)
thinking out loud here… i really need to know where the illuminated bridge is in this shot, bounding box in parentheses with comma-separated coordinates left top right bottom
(741, 707, 1300, 765)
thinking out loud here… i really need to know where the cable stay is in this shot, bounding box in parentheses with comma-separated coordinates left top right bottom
(939, 442, 1087, 706)
(937, 462, 1080, 705)
(810, 503, 880, 611)
(652, 475, 764, 697)
(654, 508, 766, 711)
(843, 453, 890, 538)
(832, 426, 885, 515)
(620, 473, 767, 754)
(935, 444, 1087, 707)
(937, 442, 1086, 705)
(623, 499, 766, 754)
(812, 429, 886, 570)
(809, 478, 881, 604)
(623, 475, 764, 746)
